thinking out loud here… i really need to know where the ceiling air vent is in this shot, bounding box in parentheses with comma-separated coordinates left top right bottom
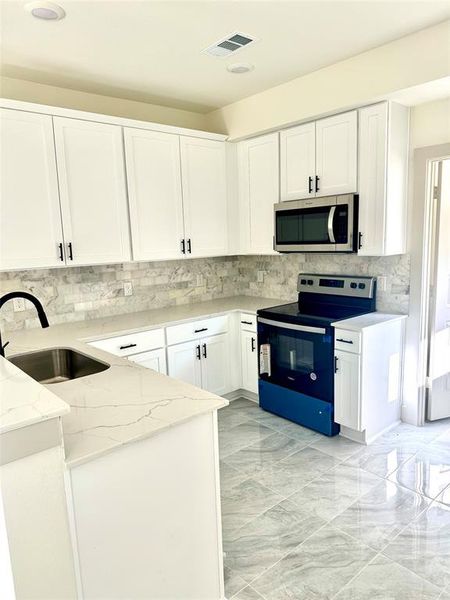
(202, 32, 256, 57)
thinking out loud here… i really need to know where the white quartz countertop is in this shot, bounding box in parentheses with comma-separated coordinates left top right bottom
(1, 296, 283, 467)
(332, 312, 408, 331)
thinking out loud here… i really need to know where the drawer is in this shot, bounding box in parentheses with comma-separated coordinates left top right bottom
(239, 312, 256, 333)
(166, 315, 229, 346)
(89, 328, 165, 357)
(334, 328, 361, 353)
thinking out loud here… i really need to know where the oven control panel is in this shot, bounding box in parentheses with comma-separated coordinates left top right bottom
(297, 274, 376, 298)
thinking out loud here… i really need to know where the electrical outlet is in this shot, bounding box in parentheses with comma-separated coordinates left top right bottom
(377, 276, 387, 292)
(257, 271, 264, 283)
(123, 282, 133, 297)
(13, 298, 26, 312)
(196, 274, 204, 287)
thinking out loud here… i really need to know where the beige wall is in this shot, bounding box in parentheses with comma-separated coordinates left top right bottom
(0, 76, 213, 132)
(206, 20, 450, 140)
(410, 97, 450, 149)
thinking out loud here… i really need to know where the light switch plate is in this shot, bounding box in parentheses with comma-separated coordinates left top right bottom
(123, 282, 133, 297)
(13, 298, 26, 312)
(257, 271, 264, 283)
(196, 274, 204, 287)
(377, 276, 387, 292)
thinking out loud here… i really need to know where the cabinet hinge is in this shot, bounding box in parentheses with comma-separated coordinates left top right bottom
(425, 376, 432, 390)
(433, 186, 439, 200)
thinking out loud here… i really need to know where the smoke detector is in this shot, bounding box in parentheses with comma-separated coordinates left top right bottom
(25, 1, 66, 20)
(227, 63, 254, 74)
(202, 32, 256, 58)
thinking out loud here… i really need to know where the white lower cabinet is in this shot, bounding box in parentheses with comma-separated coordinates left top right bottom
(240, 330, 258, 394)
(334, 349, 361, 430)
(167, 340, 203, 388)
(128, 348, 167, 375)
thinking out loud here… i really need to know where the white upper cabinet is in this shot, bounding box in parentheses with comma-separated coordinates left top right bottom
(0, 109, 64, 270)
(238, 133, 279, 254)
(315, 111, 357, 197)
(358, 102, 409, 256)
(180, 137, 228, 258)
(124, 128, 185, 261)
(280, 122, 315, 201)
(53, 117, 131, 266)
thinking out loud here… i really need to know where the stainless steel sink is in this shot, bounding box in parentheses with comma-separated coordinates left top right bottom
(9, 348, 110, 384)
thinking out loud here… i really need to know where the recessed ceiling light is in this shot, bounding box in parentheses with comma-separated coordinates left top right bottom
(227, 63, 254, 74)
(25, 1, 66, 20)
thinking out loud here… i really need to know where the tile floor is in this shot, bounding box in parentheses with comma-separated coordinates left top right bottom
(219, 398, 450, 600)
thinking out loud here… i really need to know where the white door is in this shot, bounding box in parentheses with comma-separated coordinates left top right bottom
(334, 350, 361, 430)
(316, 111, 357, 197)
(53, 117, 130, 266)
(280, 122, 315, 201)
(238, 133, 279, 254)
(128, 349, 167, 375)
(167, 340, 202, 388)
(124, 128, 185, 261)
(180, 137, 228, 258)
(240, 330, 258, 394)
(200, 334, 231, 396)
(0, 109, 64, 269)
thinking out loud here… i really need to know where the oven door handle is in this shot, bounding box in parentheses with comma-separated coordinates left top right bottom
(328, 206, 336, 243)
(258, 318, 326, 335)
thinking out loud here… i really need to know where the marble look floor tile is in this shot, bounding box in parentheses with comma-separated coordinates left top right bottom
(331, 480, 430, 551)
(388, 447, 450, 500)
(288, 463, 381, 521)
(254, 410, 321, 443)
(220, 461, 249, 494)
(334, 554, 442, 600)
(434, 427, 450, 444)
(382, 501, 450, 589)
(224, 499, 325, 583)
(223, 432, 307, 477)
(250, 526, 375, 600)
(380, 421, 449, 446)
(218, 407, 250, 432)
(437, 485, 450, 507)
(345, 439, 420, 478)
(224, 566, 247, 598)
(310, 435, 363, 461)
(438, 588, 450, 600)
(252, 446, 340, 496)
(227, 398, 263, 420)
(221, 478, 283, 536)
(219, 421, 274, 458)
(233, 586, 265, 600)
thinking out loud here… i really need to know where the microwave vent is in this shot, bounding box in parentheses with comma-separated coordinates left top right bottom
(202, 32, 256, 57)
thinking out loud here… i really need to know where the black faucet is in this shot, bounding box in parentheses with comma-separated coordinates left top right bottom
(0, 292, 49, 357)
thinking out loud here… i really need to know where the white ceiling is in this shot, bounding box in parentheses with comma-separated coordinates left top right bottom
(1, 0, 449, 113)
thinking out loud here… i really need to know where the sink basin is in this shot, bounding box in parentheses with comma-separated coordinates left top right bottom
(9, 348, 110, 384)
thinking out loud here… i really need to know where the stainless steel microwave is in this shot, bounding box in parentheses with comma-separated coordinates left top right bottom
(274, 194, 358, 253)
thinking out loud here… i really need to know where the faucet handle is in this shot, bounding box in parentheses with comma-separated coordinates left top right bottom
(1, 341, 10, 355)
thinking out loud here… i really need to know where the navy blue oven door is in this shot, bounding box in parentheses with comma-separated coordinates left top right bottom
(257, 318, 334, 402)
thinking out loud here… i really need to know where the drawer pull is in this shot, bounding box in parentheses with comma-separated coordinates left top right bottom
(194, 327, 208, 333)
(119, 343, 137, 350)
(336, 338, 353, 344)
(241, 320, 253, 325)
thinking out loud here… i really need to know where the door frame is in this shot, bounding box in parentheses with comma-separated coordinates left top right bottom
(403, 143, 450, 426)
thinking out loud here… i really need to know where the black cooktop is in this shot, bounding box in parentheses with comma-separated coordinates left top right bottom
(257, 302, 369, 328)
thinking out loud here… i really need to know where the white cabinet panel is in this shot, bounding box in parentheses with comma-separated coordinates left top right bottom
(0, 109, 64, 269)
(124, 128, 185, 261)
(316, 111, 357, 197)
(53, 117, 130, 266)
(238, 133, 279, 254)
(334, 350, 361, 431)
(280, 122, 315, 201)
(240, 330, 258, 394)
(89, 328, 165, 357)
(128, 348, 167, 375)
(180, 137, 228, 257)
(201, 333, 231, 396)
(167, 340, 202, 388)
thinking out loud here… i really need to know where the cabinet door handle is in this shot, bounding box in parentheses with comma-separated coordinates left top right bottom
(308, 176, 313, 194)
(251, 337, 256, 352)
(119, 343, 137, 350)
(194, 327, 208, 333)
(187, 238, 192, 254)
(181, 239, 186, 254)
(358, 232, 363, 250)
(241, 320, 253, 325)
(315, 175, 320, 193)
(196, 345, 201, 360)
(58, 242, 64, 262)
(336, 338, 353, 344)
(67, 242, 73, 261)
(202, 343, 207, 358)
(334, 356, 339, 373)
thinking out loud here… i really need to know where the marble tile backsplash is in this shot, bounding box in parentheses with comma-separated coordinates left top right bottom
(0, 253, 410, 332)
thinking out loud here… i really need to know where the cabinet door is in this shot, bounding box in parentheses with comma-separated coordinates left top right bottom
(180, 137, 228, 258)
(316, 111, 357, 197)
(240, 330, 258, 394)
(200, 334, 231, 396)
(357, 103, 388, 256)
(280, 122, 315, 201)
(128, 349, 167, 375)
(124, 128, 185, 261)
(167, 340, 202, 387)
(238, 133, 279, 254)
(53, 117, 130, 266)
(0, 109, 64, 269)
(334, 350, 361, 430)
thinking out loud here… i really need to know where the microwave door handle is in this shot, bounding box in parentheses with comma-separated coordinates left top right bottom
(328, 206, 336, 243)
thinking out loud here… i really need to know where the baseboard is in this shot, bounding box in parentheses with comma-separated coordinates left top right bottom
(340, 419, 401, 445)
(223, 389, 258, 403)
